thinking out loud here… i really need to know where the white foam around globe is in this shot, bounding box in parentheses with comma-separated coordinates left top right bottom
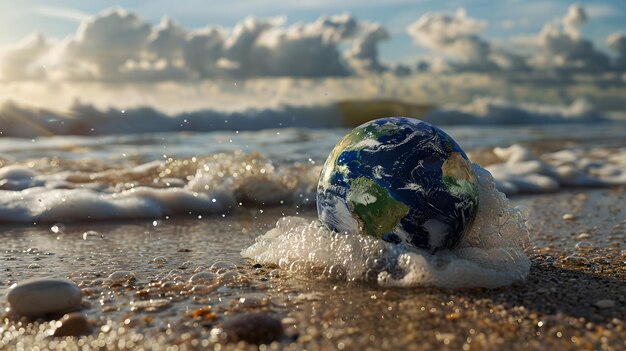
(242, 165, 531, 289)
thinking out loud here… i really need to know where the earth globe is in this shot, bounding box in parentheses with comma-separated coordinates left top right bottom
(317, 117, 478, 251)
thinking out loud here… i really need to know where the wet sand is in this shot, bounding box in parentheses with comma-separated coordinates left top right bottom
(1, 187, 624, 350)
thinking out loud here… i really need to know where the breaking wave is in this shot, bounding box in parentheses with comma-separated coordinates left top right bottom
(0, 97, 613, 138)
(0, 131, 624, 223)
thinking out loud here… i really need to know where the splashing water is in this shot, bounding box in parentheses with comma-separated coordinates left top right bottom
(241, 166, 531, 289)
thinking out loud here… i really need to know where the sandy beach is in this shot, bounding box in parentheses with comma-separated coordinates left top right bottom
(1, 186, 623, 350)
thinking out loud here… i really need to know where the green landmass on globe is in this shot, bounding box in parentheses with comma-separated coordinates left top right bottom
(346, 177, 409, 239)
(317, 117, 478, 251)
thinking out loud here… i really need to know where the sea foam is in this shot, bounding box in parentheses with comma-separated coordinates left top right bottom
(481, 144, 626, 194)
(242, 166, 531, 289)
(0, 140, 624, 223)
(0, 152, 320, 223)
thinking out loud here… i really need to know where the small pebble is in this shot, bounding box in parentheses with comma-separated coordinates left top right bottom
(52, 313, 91, 337)
(7, 278, 82, 317)
(562, 213, 576, 221)
(577, 232, 591, 240)
(221, 313, 284, 344)
(594, 299, 615, 309)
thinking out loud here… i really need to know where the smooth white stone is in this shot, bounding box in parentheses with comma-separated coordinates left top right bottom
(7, 278, 81, 317)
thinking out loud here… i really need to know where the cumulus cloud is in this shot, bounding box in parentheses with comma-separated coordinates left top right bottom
(563, 4, 588, 34)
(0, 33, 50, 80)
(406, 4, 621, 75)
(61, 8, 153, 80)
(346, 24, 390, 74)
(406, 9, 486, 64)
(529, 4, 610, 73)
(0, 8, 389, 82)
(0, 3, 624, 99)
(148, 17, 188, 61)
(406, 9, 527, 72)
(223, 15, 352, 78)
(607, 32, 626, 69)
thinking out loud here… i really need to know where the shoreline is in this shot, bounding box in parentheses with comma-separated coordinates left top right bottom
(1, 187, 624, 350)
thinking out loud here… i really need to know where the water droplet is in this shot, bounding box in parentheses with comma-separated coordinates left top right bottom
(162, 269, 185, 282)
(209, 261, 237, 273)
(269, 269, 281, 279)
(220, 270, 241, 283)
(560, 255, 588, 266)
(50, 223, 66, 234)
(575, 241, 593, 251)
(179, 261, 193, 270)
(106, 271, 136, 286)
(82, 230, 102, 240)
(152, 256, 167, 265)
(190, 284, 213, 295)
(193, 265, 208, 273)
(278, 258, 289, 269)
(189, 272, 218, 285)
(288, 260, 307, 273)
(324, 265, 346, 281)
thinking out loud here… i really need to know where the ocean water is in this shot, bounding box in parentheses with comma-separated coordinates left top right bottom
(1, 122, 625, 288)
(0, 122, 624, 224)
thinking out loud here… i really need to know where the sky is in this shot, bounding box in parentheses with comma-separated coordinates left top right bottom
(0, 0, 625, 118)
(1, 0, 624, 64)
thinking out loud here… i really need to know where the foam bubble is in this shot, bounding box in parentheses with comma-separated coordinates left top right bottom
(241, 166, 531, 289)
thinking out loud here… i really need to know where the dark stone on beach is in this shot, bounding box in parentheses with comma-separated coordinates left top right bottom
(253, 264, 263, 269)
(7, 278, 82, 317)
(53, 313, 91, 337)
(221, 313, 284, 344)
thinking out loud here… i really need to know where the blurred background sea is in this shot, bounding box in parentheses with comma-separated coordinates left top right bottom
(0, 114, 624, 223)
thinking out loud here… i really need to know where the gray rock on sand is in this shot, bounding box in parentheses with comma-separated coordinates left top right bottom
(7, 278, 82, 317)
(221, 313, 284, 345)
